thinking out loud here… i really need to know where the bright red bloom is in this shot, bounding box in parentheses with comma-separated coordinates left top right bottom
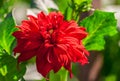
(13, 11, 89, 77)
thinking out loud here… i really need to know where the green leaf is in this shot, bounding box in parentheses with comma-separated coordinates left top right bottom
(74, 0, 92, 12)
(0, 52, 26, 81)
(80, 10, 118, 51)
(54, 0, 68, 13)
(53, 0, 73, 20)
(40, 78, 46, 81)
(0, 0, 15, 20)
(49, 68, 68, 81)
(53, 0, 92, 12)
(0, 13, 16, 54)
(53, 0, 92, 21)
(74, 0, 92, 4)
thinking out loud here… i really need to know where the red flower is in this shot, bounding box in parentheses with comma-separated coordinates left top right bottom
(13, 11, 89, 77)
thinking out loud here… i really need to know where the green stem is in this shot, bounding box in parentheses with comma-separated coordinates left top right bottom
(59, 69, 68, 81)
(46, 74, 50, 81)
(49, 68, 68, 81)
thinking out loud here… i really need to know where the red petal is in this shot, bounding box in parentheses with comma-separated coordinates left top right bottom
(36, 47, 53, 77)
(13, 39, 27, 53)
(53, 63, 62, 73)
(12, 31, 25, 39)
(64, 27, 88, 39)
(20, 20, 39, 32)
(14, 40, 40, 53)
(47, 47, 62, 73)
(18, 50, 36, 63)
(36, 55, 53, 77)
(69, 46, 88, 64)
(64, 62, 73, 78)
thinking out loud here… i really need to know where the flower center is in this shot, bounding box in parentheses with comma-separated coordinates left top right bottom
(49, 29, 53, 34)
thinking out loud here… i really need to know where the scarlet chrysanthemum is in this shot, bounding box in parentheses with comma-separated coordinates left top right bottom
(13, 11, 89, 77)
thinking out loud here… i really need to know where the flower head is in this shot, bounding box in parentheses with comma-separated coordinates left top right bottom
(13, 11, 89, 77)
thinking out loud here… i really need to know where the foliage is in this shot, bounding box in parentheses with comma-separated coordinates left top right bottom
(0, 13, 16, 54)
(102, 32, 120, 81)
(54, 0, 92, 20)
(0, 51, 26, 81)
(80, 10, 117, 51)
(0, 0, 15, 20)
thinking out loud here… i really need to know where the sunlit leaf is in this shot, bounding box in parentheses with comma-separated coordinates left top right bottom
(54, 0, 92, 20)
(80, 10, 118, 51)
(74, 0, 92, 12)
(0, 13, 16, 54)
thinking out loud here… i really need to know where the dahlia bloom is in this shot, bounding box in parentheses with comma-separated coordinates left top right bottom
(13, 11, 89, 77)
